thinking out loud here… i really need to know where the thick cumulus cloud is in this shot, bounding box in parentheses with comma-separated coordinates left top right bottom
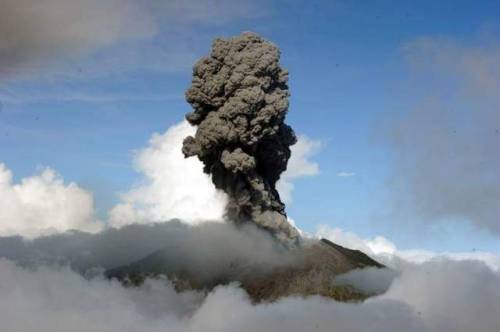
(109, 120, 319, 228)
(1, 255, 500, 331)
(182, 33, 300, 245)
(387, 36, 500, 234)
(108, 121, 227, 227)
(0, 163, 102, 238)
(0, 0, 155, 75)
(0, 219, 499, 331)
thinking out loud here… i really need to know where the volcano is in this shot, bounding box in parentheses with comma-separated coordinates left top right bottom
(107, 238, 384, 302)
(106, 33, 385, 302)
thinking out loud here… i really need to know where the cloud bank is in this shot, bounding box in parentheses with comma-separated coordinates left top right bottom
(0, 163, 101, 238)
(0, 254, 499, 331)
(0, 212, 498, 332)
(0, 220, 293, 282)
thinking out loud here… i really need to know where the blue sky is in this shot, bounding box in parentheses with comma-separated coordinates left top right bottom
(1, 0, 499, 253)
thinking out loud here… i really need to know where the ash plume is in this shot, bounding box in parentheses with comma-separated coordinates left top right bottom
(182, 32, 300, 245)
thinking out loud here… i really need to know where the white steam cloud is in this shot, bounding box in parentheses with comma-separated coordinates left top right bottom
(108, 121, 227, 227)
(109, 121, 320, 227)
(0, 163, 102, 238)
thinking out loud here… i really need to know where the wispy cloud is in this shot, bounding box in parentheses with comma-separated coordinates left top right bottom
(336, 171, 356, 177)
(0, 90, 183, 104)
(0, 0, 271, 82)
(0, 0, 155, 77)
(385, 34, 500, 235)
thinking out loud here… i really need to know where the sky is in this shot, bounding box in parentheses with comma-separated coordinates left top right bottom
(0, 0, 499, 254)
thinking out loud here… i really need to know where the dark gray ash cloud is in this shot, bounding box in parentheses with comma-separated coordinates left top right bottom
(182, 32, 300, 246)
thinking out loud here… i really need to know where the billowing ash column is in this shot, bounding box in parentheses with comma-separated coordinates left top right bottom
(182, 32, 300, 246)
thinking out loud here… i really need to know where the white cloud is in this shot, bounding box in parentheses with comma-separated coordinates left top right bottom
(1, 255, 500, 332)
(108, 121, 227, 227)
(277, 135, 321, 203)
(0, 216, 498, 332)
(386, 249, 500, 272)
(315, 224, 500, 271)
(0, 163, 102, 238)
(334, 266, 398, 295)
(336, 171, 355, 177)
(315, 224, 397, 256)
(0, 259, 205, 331)
(381, 260, 500, 332)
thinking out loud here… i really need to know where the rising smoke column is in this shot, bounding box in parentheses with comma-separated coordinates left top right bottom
(182, 32, 300, 245)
